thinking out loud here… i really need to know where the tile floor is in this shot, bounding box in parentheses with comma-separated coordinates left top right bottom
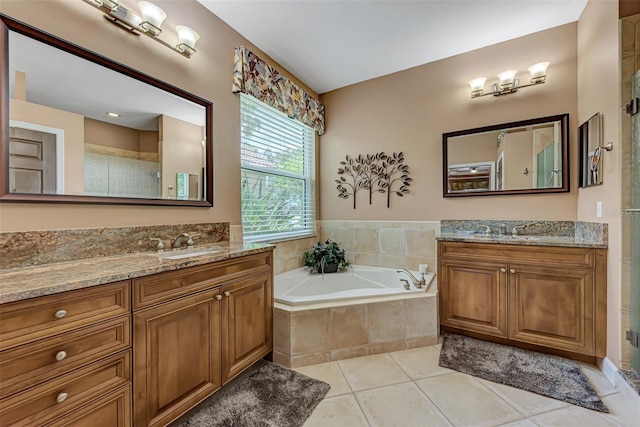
(295, 344, 640, 427)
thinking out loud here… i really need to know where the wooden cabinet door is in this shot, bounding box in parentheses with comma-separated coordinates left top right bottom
(221, 272, 273, 384)
(508, 264, 595, 355)
(440, 259, 508, 337)
(133, 291, 221, 427)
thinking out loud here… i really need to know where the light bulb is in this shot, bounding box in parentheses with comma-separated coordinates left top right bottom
(176, 25, 200, 55)
(138, 1, 166, 35)
(497, 70, 517, 91)
(528, 62, 550, 83)
(469, 77, 486, 97)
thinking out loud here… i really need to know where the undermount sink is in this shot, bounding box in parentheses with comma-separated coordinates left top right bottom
(155, 249, 222, 260)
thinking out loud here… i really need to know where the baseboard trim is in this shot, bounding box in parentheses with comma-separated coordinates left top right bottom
(600, 357, 618, 386)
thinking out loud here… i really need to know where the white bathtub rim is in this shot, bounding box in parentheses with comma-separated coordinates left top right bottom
(274, 288, 437, 312)
(275, 265, 435, 303)
(274, 265, 438, 312)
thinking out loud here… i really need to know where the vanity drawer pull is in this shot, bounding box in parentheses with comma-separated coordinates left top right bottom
(223, 291, 230, 297)
(500, 268, 507, 273)
(215, 295, 222, 301)
(55, 351, 67, 361)
(54, 310, 67, 319)
(56, 392, 68, 403)
(510, 269, 516, 274)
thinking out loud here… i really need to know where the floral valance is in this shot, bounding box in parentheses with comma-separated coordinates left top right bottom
(232, 46, 325, 135)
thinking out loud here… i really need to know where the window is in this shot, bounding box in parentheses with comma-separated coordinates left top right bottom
(240, 94, 316, 242)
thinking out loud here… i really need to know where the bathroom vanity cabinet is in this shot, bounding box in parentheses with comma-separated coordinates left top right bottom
(133, 252, 273, 427)
(438, 241, 606, 360)
(0, 249, 273, 427)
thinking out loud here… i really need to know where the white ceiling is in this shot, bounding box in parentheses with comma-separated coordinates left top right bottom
(198, 0, 588, 94)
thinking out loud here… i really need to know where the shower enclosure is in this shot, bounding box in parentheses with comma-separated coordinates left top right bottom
(631, 70, 640, 374)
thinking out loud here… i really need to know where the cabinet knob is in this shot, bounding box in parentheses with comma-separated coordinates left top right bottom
(510, 268, 516, 274)
(55, 351, 67, 361)
(56, 392, 68, 403)
(500, 268, 507, 273)
(215, 295, 222, 300)
(54, 310, 67, 319)
(223, 291, 230, 297)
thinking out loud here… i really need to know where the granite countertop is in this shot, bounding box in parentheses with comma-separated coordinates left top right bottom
(437, 233, 608, 249)
(0, 242, 275, 304)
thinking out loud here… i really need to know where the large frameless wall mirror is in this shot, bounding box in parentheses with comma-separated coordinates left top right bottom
(0, 15, 213, 206)
(442, 113, 569, 197)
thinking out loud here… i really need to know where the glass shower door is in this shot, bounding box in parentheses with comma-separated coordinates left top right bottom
(631, 70, 640, 374)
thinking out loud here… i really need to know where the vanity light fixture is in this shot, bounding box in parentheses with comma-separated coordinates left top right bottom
(469, 62, 550, 98)
(83, 0, 200, 58)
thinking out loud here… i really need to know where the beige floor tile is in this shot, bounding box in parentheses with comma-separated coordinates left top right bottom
(496, 420, 538, 427)
(338, 353, 410, 391)
(529, 405, 620, 426)
(479, 379, 568, 417)
(294, 361, 353, 398)
(355, 382, 452, 427)
(601, 392, 640, 426)
(579, 363, 618, 397)
(416, 373, 523, 427)
(389, 346, 454, 379)
(302, 394, 369, 427)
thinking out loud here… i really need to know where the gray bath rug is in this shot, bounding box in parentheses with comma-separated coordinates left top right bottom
(174, 360, 330, 427)
(438, 333, 609, 413)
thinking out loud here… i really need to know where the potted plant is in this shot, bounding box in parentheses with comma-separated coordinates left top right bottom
(303, 240, 350, 274)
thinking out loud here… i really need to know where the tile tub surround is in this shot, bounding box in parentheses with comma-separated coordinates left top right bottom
(318, 220, 440, 273)
(0, 242, 273, 304)
(0, 222, 230, 269)
(273, 293, 439, 368)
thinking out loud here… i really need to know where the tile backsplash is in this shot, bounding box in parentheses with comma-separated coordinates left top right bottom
(0, 222, 229, 269)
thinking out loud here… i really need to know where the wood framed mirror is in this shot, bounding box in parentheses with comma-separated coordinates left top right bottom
(0, 15, 213, 206)
(442, 113, 569, 197)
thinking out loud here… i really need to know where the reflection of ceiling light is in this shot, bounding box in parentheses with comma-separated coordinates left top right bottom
(106, 112, 121, 117)
(470, 167, 478, 173)
(469, 62, 549, 98)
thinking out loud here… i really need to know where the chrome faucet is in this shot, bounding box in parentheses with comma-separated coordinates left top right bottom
(150, 238, 165, 252)
(511, 225, 526, 236)
(499, 223, 507, 236)
(396, 269, 426, 289)
(171, 233, 199, 249)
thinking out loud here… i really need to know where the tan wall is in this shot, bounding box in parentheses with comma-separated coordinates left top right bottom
(9, 98, 85, 194)
(319, 23, 579, 221)
(576, 0, 622, 367)
(159, 115, 203, 199)
(448, 131, 497, 165)
(0, 0, 317, 232)
(139, 131, 159, 154)
(84, 118, 143, 152)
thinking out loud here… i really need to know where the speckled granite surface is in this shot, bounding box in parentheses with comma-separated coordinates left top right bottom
(0, 242, 274, 304)
(438, 220, 607, 248)
(0, 223, 229, 269)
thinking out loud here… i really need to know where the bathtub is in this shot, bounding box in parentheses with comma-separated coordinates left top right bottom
(275, 265, 436, 306)
(273, 265, 439, 368)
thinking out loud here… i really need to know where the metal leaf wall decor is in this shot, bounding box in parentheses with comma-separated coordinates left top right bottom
(335, 151, 412, 209)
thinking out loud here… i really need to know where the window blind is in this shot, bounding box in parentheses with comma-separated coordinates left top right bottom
(240, 94, 316, 242)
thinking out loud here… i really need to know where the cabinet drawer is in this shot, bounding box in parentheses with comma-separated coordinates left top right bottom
(133, 251, 271, 310)
(0, 350, 130, 427)
(439, 241, 594, 269)
(0, 281, 131, 349)
(0, 316, 131, 398)
(44, 385, 131, 427)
